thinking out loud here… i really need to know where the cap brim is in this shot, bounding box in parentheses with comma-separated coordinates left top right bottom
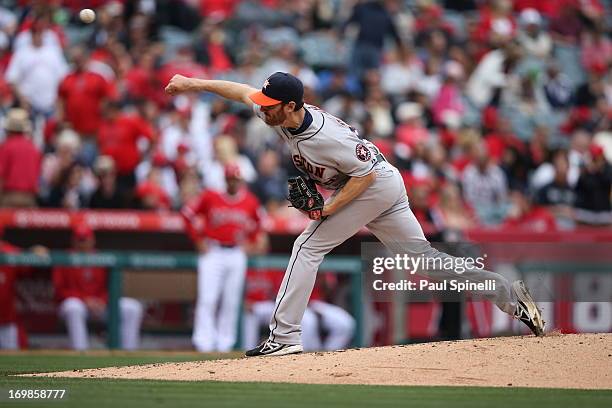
(249, 91, 282, 106)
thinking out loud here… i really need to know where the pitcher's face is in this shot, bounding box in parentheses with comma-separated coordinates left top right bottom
(260, 103, 289, 126)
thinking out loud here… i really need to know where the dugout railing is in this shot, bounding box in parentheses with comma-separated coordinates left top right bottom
(2, 251, 611, 349)
(0, 251, 363, 349)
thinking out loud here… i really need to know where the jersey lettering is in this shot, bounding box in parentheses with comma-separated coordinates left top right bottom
(292, 155, 326, 178)
(255, 103, 381, 190)
(209, 208, 256, 231)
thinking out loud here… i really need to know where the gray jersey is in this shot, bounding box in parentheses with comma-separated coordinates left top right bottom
(250, 103, 519, 351)
(254, 104, 383, 190)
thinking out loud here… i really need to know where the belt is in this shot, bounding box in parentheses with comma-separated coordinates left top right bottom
(219, 243, 238, 249)
(208, 239, 239, 249)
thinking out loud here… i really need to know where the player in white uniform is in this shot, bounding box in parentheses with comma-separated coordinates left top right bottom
(165, 72, 545, 357)
(181, 164, 266, 352)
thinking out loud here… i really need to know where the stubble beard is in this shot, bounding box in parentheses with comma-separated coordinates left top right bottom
(264, 111, 287, 127)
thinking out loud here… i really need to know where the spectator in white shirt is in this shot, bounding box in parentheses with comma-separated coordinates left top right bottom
(13, 27, 61, 51)
(202, 135, 257, 192)
(466, 41, 522, 109)
(517, 9, 552, 60)
(5, 24, 68, 116)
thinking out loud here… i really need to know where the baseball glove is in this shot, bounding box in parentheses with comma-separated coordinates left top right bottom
(287, 176, 326, 221)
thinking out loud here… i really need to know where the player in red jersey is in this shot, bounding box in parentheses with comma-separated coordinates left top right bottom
(52, 223, 143, 350)
(181, 163, 268, 352)
(0, 224, 48, 349)
(0, 226, 22, 350)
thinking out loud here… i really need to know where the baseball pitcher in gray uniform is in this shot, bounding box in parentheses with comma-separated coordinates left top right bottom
(165, 72, 545, 357)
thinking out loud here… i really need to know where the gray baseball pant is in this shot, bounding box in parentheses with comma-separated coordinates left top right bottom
(268, 164, 516, 345)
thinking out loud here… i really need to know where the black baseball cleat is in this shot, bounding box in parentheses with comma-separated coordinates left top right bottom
(512, 280, 545, 336)
(245, 339, 303, 357)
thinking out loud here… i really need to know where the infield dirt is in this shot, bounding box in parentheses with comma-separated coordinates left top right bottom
(27, 333, 612, 389)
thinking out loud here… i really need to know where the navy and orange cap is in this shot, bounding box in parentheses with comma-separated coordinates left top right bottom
(249, 72, 304, 108)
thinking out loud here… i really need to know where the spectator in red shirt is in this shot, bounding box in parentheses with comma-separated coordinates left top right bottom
(58, 46, 117, 152)
(135, 165, 172, 211)
(473, 0, 517, 46)
(53, 223, 143, 350)
(98, 102, 155, 196)
(484, 118, 525, 163)
(193, 22, 234, 75)
(513, 0, 562, 18)
(394, 102, 429, 149)
(0, 108, 41, 207)
(414, 3, 455, 46)
(123, 49, 166, 107)
(580, 21, 612, 74)
(199, 0, 239, 19)
(502, 190, 557, 231)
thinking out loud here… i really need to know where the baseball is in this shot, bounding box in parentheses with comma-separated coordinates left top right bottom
(79, 8, 96, 24)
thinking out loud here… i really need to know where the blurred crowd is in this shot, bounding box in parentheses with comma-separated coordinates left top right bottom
(0, 0, 611, 234)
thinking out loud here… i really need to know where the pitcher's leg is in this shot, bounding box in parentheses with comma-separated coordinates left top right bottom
(268, 181, 400, 346)
(267, 219, 330, 345)
(367, 198, 515, 314)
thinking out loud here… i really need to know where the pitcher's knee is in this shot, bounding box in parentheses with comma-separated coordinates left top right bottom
(292, 233, 331, 259)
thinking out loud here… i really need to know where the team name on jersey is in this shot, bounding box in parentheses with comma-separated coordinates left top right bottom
(209, 208, 255, 230)
(292, 155, 326, 178)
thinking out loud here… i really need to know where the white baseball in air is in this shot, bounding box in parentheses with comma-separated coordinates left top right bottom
(79, 8, 96, 24)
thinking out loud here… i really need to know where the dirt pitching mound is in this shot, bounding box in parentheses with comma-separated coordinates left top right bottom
(28, 333, 612, 389)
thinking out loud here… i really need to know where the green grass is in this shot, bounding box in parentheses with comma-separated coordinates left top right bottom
(0, 353, 610, 408)
(0, 352, 238, 377)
